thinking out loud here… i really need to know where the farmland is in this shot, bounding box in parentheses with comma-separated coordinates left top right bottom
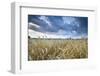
(28, 38, 88, 61)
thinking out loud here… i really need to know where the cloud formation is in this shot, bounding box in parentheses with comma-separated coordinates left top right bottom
(28, 15, 88, 38)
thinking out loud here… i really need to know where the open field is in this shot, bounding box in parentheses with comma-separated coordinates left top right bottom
(28, 38, 88, 61)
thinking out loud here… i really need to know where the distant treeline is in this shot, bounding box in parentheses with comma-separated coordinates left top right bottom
(28, 37, 88, 40)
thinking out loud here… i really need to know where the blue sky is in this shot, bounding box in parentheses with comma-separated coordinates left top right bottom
(28, 15, 88, 38)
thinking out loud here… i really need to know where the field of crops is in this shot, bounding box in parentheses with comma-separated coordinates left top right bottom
(28, 38, 88, 61)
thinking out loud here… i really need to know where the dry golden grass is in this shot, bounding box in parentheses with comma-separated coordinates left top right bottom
(28, 38, 88, 60)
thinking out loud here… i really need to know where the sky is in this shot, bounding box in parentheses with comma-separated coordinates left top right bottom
(28, 15, 88, 39)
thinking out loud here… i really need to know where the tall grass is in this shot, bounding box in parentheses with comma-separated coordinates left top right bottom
(28, 38, 88, 60)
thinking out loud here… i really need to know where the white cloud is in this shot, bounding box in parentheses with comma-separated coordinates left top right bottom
(56, 29, 67, 35)
(28, 29, 84, 39)
(29, 29, 44, 38)
(72, 30, 77, 34)
(62, 17, 80, 27)
(62, 17, 75, 24)
(29, 29, 69, 39)
(73, 21, 80, 27)
(28, 22, 40, 28)
(38, 16, 52, 27)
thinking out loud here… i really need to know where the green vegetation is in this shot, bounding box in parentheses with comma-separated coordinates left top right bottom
(28, 38, 88, 60)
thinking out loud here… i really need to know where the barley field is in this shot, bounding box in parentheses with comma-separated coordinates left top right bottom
(28, 38, 88, 61)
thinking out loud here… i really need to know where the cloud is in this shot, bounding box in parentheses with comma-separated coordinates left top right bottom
(28, 15, 88, 39)
(72, 21, 80, 27)
(38, 16, 52, 27)
(62, 16, 80, 28)
(29, 29, 47, 38)
(28, 22, 40, 28)
(29, 29, 70, 39)
(56, 29, 67, 35)
(62, 17, 75, 24)
(28, 22, 41, 32)
(43, 29, 68, 36)
(71, 30, 77, 34)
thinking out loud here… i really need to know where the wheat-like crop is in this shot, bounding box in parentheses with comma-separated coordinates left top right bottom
(28, 38, 88, 61)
